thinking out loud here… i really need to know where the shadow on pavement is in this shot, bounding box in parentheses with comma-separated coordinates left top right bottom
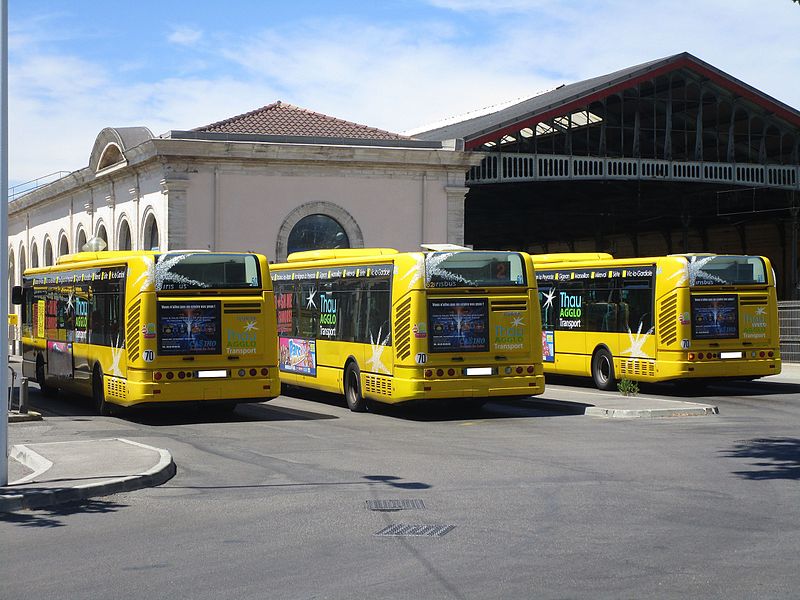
(282, 385, 578, 421)
(723, 437, 800, 480)
(0, 498, 128, 527)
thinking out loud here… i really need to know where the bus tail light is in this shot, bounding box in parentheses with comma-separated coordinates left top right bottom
(424, 369, 433, 378)
(178, 371, 185, 379)
(759, 351, 766, 358)
(768, 351, 774, 358)
(250, 368, 258, 377)
(527, 366, 535, 374)
(166, 372, 174, 380)
(688, 353, 695, 361)
(436, 368, 444, 377)
(447, 368, 455, 376)
(238, 369, 246, 377)
(154, 371, 163, 381)
(515, 366, 524, 374)
(261, 368, 269, 376)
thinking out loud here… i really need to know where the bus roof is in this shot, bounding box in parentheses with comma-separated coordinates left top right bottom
(531, 252, 614, 264)
(286, 248, 399, 263)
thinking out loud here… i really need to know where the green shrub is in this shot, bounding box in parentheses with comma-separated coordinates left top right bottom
(617, 378, 640, 397)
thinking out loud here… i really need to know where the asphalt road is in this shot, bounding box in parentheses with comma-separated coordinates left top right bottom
(3, 374, 800, 600)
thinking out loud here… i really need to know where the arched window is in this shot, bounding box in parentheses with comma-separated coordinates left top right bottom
(143, 213, 160, 251)
(76, 228, 87, 252)
(287, 214, 350, 255)
(118, 219, 132, 250)
(30, 242, 39, 268)
(59, 234, 69, 257)
(19, 245, 26, 276)
(44, 238, 54, 266)
(96, 223, 108, 247)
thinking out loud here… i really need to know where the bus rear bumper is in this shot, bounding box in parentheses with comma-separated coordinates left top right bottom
(657, 358, 781, 380)
(112, 376, 281, 408)
(385, 374, 546, 402)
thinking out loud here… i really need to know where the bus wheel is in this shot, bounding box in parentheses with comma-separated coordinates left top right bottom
(592, 348, 616, 391)
(344, 362, 367, 412)
(35, 356, 57, 397)
(93, 366, 112, 416)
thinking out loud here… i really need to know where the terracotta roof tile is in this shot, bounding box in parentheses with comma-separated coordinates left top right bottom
(194, 101, 411, 140)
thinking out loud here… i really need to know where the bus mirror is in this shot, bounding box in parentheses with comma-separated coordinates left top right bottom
(11, 286, 23, 305)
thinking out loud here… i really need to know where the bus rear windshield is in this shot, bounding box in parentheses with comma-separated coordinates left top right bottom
(685, 255, 767, 287)
(156, 253, 261, 290)
(426, 252, 526, 288)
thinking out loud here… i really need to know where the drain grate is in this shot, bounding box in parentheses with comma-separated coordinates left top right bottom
(366, 499, 426, 512)
(374, 524, 455, 537)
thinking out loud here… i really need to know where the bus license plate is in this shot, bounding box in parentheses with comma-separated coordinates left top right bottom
(464, 367, 493, 376)
(720, 352, 743, 360)
(196, 370, 228, 378)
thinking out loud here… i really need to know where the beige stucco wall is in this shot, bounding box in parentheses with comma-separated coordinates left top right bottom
(7, 134, 482, 285)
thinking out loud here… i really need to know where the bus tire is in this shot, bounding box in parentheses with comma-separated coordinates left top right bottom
(93, 366, 112, 416)
(592, 347, 616, 391)
(36, 355, 57, 397)
(344, 362, 367, 412)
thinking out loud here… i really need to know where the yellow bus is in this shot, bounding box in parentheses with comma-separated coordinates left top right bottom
(12, 250, 280, 414)
(532, 252, 782, 390)
(270, 247, 545, 411)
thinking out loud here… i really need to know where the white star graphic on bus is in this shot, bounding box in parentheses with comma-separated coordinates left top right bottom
(668, 255, 727, 287)
(755, 307, 766, 316)
(367, 326, 391, 374)
(66, 292, 74, 312)
(622, 322, 654, 359)
(108, 336, 124, 377)
(244, 320, 258, 332)
(541, 288, 556, 309)
(511, 315, 525, 327)
(135, 254, 208, 292)
(398, 255, 425, 287)
(306, 290, 317, 309)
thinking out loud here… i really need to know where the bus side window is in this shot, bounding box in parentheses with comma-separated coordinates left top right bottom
(586, 281, 617, 333)
(620, 282, 653, 334)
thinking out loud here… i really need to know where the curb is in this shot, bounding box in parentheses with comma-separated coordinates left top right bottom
(8, 411, 43, 423)
(584, 405, 719, 418)
(0, 438, 176, 513)
(523, 397, 719, 418)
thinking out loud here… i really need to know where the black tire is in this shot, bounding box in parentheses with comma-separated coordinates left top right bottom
(36, 357, 57, 397)
(93, 366, 112, 416)
(592, 348, 616, 391)
(344, 362, 367, 412)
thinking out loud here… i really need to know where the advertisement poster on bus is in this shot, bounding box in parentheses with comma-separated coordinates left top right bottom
(542, 330, 555, 362)
(691, 295, 738, 339)
(158, 301, 222, 355)
(279, 337, 317, 376)
(428, 299, 488, 352)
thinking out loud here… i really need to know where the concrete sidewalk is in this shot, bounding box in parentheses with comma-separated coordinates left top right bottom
(1, 438, 175, 512)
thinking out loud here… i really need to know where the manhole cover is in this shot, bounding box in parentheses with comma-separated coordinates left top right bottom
(374, 524, 455, 537)
(366, 499, 426, 511)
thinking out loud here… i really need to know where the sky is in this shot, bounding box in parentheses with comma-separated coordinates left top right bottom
(8, 0, 800, 189)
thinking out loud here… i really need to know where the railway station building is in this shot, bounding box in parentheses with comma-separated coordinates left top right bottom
(8, 52, 800, 299)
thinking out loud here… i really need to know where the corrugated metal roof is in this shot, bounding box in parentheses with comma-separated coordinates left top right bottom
(194, 101, 411, 141)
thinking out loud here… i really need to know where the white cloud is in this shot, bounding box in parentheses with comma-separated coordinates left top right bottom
(168, 26, 203, 46)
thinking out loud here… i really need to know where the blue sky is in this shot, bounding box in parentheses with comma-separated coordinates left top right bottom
(8, 0, 800, 188)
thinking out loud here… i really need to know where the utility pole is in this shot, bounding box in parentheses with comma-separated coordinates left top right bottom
(1, 0, 9, 486)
